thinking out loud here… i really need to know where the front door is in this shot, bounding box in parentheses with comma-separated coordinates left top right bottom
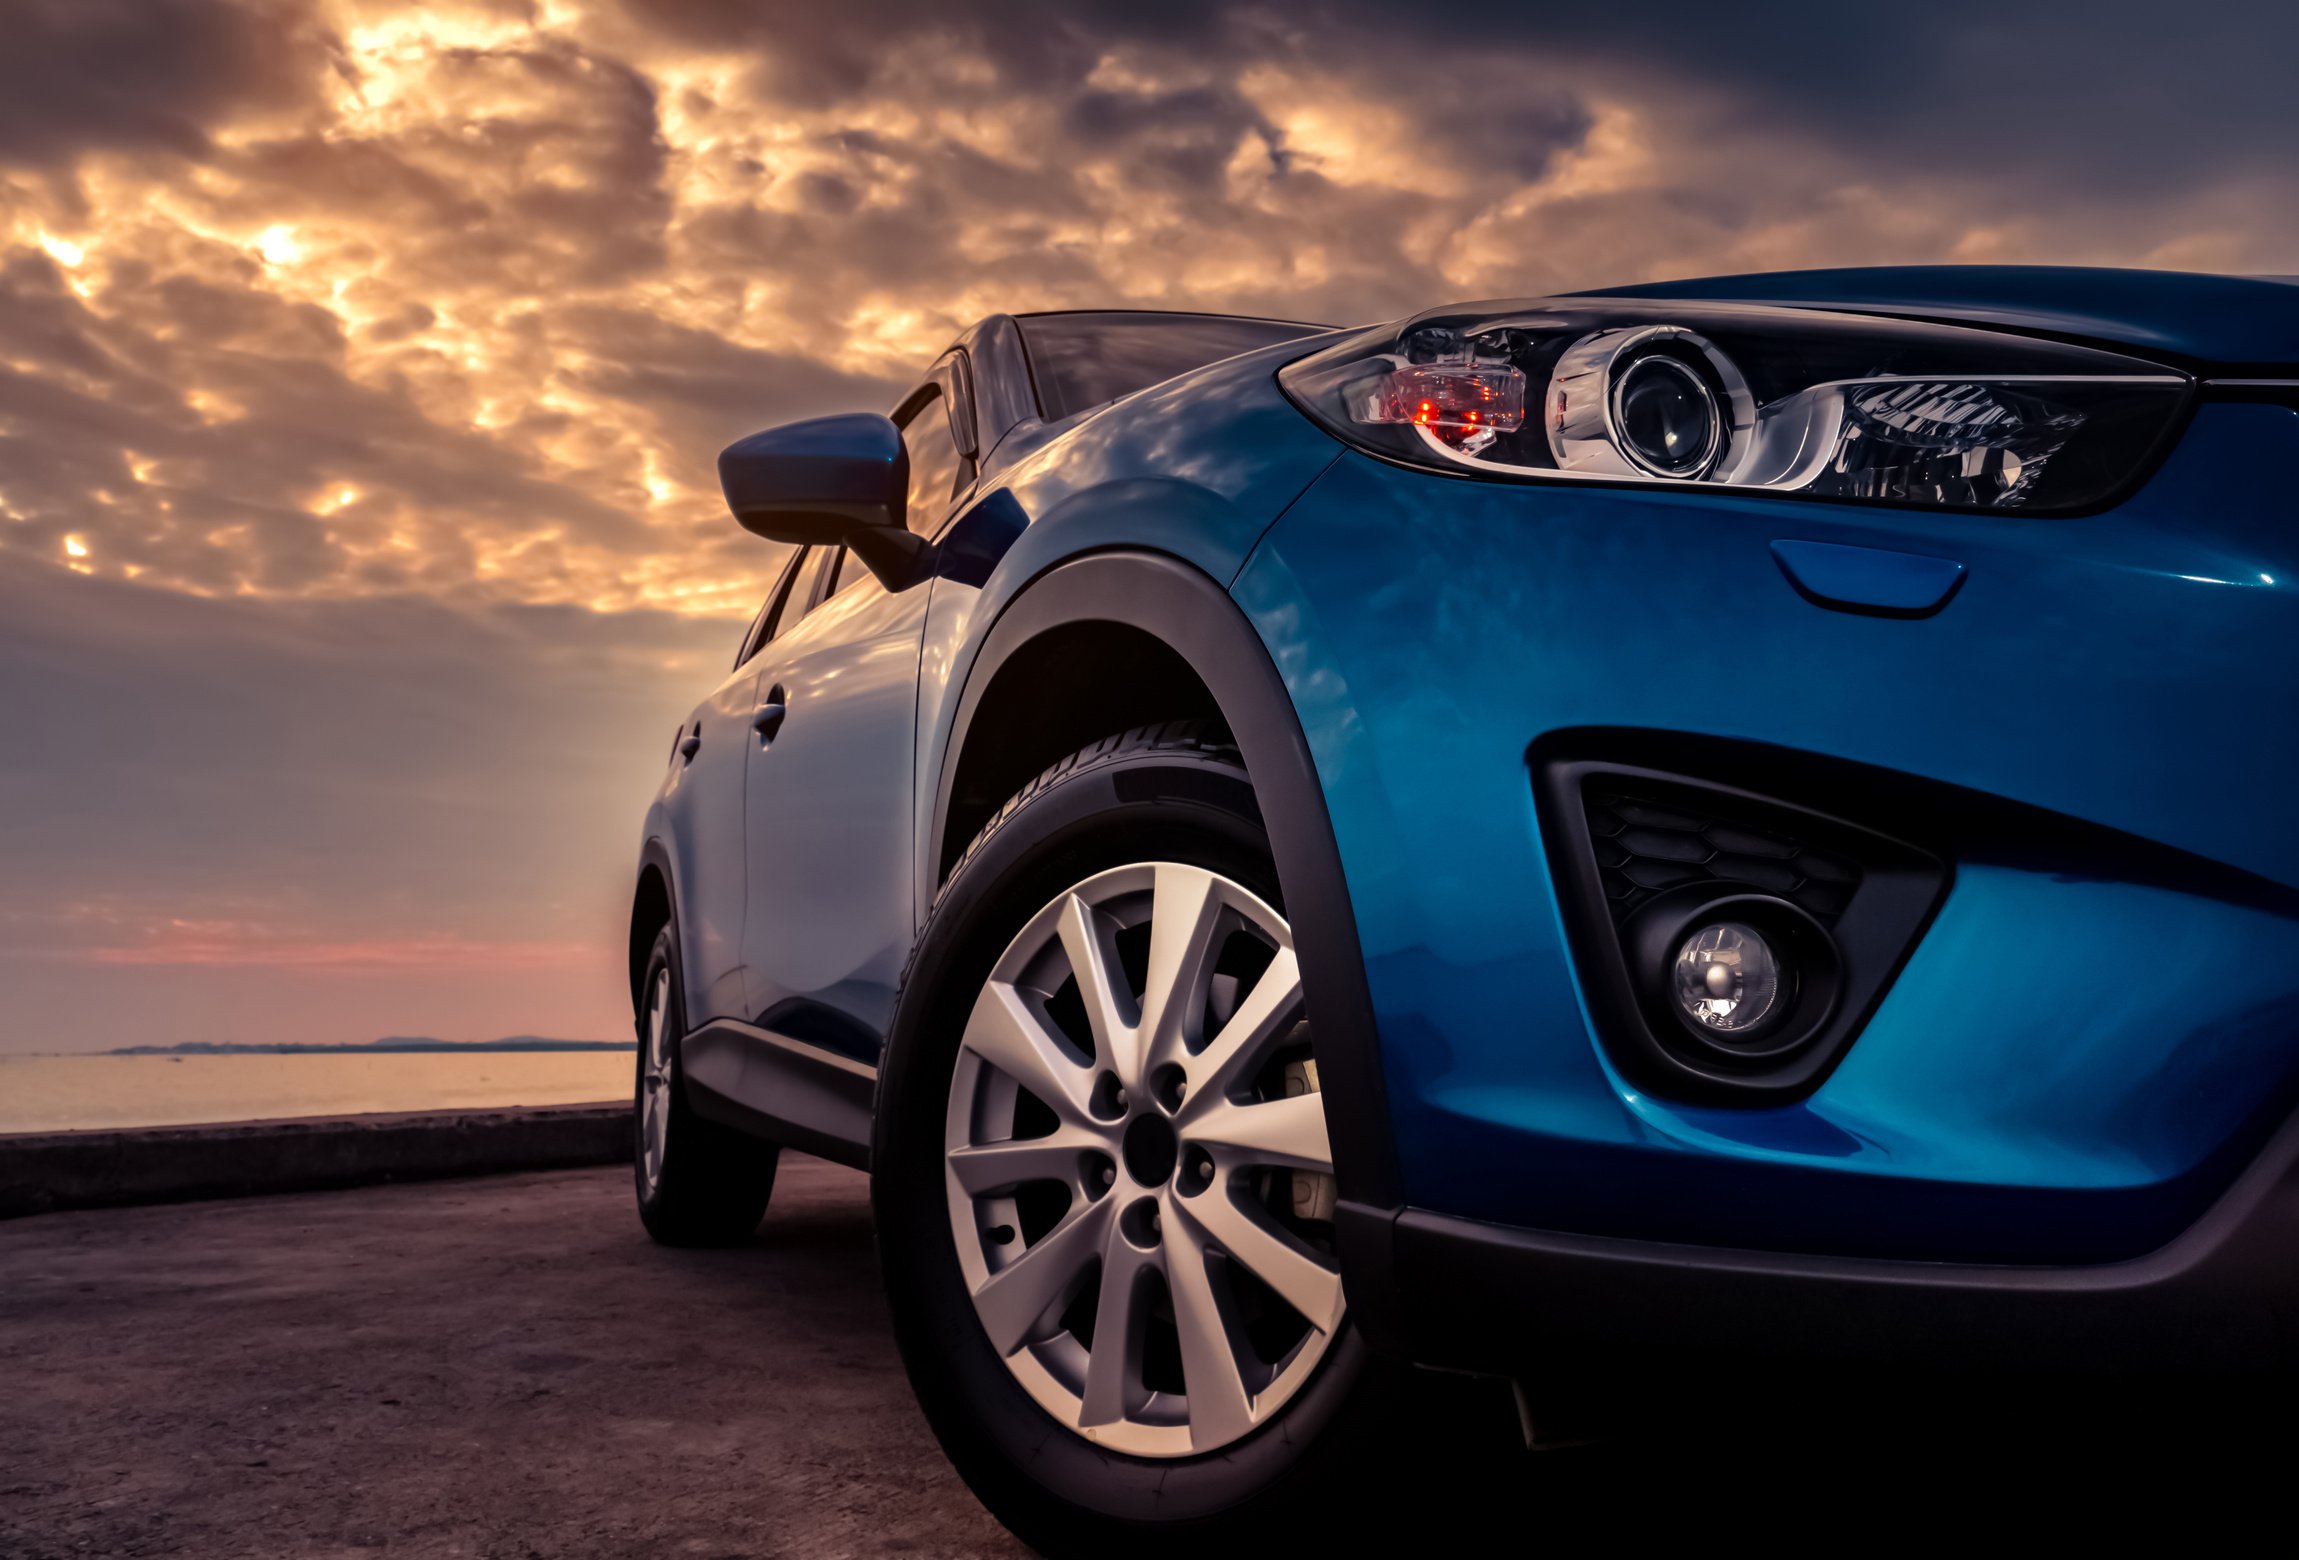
(663, 659, 764, 1024)
(662, 547, 808, 1022)
(737, 369, 972, 1059)
(738, 558, 933, 1058)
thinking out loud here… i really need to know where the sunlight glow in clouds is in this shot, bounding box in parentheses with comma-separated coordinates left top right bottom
(5, 0, 2293, 630)
(2, 0, 2296, 1053)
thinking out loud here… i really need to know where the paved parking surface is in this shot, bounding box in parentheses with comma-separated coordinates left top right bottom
(6, 1156, 2294, 1556)
(0, 1159, 1025, 1559)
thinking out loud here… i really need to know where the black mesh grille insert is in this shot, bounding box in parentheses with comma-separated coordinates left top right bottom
(1585, 787, 1863, 925)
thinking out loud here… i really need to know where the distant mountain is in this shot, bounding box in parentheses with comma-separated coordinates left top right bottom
(106, 1036, 633, 1055)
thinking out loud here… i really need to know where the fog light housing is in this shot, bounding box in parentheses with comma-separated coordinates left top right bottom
(1623, 890, 1842, 1070)
(1673, 922, 1784, 1035)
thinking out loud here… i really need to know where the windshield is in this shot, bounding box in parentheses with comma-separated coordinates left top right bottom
(1018, 312, 1332, 421)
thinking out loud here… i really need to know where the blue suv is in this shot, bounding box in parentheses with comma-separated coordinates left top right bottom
(629, 271, 2299, 1551)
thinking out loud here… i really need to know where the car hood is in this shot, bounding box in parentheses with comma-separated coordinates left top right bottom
(1574, 266, 2299, 374)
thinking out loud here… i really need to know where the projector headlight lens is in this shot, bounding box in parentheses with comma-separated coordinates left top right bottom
(1279, 300, 2189, 514)
(1673, 922, 1784, 1036)
(1612, 354, 1722, 478)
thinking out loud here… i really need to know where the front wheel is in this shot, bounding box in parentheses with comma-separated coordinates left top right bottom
(874, 725, 1402, 1555)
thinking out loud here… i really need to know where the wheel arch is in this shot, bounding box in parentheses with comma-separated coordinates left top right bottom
(925, 549, 1404, 1240)
(935, 619, 1225, 883)
(628, 839, 677, 1020)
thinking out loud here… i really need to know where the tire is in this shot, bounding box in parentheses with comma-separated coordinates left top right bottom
(873, 723, 1408, 1556)
(633, 922, 780, 1246)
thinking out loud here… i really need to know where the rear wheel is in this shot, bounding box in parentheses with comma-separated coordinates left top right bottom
(633, 923, 779, 1246)
(875, 725, 1403, 1555)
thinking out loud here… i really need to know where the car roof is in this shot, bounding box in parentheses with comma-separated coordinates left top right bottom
(1008, 306, 1338, 331)
(946, 308, 1342, 457)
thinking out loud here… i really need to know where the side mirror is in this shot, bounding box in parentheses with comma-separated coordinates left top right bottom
(717, 413, 930, 587)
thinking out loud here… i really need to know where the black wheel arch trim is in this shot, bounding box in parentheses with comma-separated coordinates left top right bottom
(629, 836, 680, 1017)
(928, 549, 1404, 1231)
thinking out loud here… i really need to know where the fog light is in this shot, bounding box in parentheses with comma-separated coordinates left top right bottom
(1673, 922, 1784, 1035)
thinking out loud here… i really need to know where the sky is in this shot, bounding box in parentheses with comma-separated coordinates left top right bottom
(3, 0, 2297, 1054)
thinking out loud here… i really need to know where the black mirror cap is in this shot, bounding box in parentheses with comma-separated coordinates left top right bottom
(719, 412, 905, 537)
(717, 412, 930, 587)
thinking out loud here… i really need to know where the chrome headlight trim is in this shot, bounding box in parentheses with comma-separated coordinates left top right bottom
(1281, 300, 2194, 516)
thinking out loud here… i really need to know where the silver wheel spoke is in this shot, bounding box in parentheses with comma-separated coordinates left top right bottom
(944, 860, 1342, 1459)
(1181, 946, 1302, 1108)
(1057, 894, 1141, 1084)
(641, 1088, 665, 1183)
(641, 973, 671, 1187)
(970, 1197, 1111, 1356)
(946, 1126, 1100, 1198)
(1138, 865, 1224, 1073)
(1186, 1091, 1330, 1175)
(1163, 1206, 1256, 1451)
(962, 980, 1096, 1125)
(1178, 1190, 1344, 1334)
(1078, 1222, 1158, 1428)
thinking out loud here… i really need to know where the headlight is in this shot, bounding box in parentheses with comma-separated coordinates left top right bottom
(1280, 301, 2191, 514)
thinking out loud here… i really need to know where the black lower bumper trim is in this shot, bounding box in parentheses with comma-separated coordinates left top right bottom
(1341, 1102, 2299, 1375)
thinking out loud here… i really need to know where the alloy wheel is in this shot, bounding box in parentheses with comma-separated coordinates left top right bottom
(942, 862, 1342, 1458)
(640, 967, 673, 1194)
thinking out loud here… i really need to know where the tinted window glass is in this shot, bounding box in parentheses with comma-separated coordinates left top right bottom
(784, 544, 837, 627)
(735, 596, 773, 669)
(828, 545, 872, 599)
(1018, 313, 1330, 421)
(898, 388, 964, 533)
(736, 547, 804, 666)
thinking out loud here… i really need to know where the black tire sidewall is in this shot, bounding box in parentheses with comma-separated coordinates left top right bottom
(633, 920, 778, 1243)
(874, 740, 1385, 1550)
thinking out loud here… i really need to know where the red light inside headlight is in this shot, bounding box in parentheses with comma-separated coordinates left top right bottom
(1350, 362, 1526, 433)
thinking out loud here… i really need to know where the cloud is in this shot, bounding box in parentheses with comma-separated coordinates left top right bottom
(0, 556, 735, 1047)
(0, 0, 336, 169)
(0, 558, 728, 917)
(5, 0, 2296, 613)
(1514, 1, 2299, 192)
(1, 0, 2295, 1052)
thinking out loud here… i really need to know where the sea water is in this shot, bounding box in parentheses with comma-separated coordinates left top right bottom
(0, 1051, 635, 1134)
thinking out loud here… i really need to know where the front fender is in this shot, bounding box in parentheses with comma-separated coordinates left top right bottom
(914, 551, 1402, 1239)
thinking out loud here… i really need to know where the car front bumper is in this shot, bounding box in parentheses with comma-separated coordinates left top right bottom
(1339, 1092, 2299, 1375)
(1234, 399, 2299, 1296)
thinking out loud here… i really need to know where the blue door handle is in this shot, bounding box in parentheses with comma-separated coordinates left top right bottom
(752, 686, 787, 744)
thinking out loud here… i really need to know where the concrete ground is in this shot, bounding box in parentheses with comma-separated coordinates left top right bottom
(6, 1156, 2294, 1557)
(0, 1159, 1024, 1559)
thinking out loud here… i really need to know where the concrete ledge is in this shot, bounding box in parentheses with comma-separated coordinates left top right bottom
(0, 1102, 633, 1219)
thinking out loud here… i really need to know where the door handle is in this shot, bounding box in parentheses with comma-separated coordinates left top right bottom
(752, 686, 787, 745)
(678, 725, 701, 762)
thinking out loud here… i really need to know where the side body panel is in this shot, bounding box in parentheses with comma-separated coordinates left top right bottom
(653, 660, 763, 1022)
(739, 566, 934, 1061)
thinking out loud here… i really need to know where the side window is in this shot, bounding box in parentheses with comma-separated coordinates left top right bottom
(782, 544, 838, 630)
(735, 547, 805, 667)
(897, 386, 967, 535)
